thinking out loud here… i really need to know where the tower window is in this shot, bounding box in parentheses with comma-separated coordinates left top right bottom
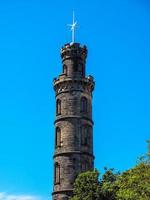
(56, 99, 61, 115)
(56, 127, 61, 148)
(73, 59, 78, 72)
(81, 126, 89, 146)
(81, 97, 88, 113)
(63, 64, 67, 75)
(78, 63, 84, 76)
(81, 161, 89, 171)
(73, 158, 76, 170)
(54, 163, 60, 184)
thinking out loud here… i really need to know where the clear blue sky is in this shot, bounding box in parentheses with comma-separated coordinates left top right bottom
(0, 0, 150, 199)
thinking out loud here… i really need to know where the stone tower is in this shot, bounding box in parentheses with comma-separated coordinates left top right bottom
(53, 42, 95, 200)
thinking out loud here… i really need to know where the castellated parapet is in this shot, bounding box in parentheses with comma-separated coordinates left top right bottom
(52, 43, 95, 200)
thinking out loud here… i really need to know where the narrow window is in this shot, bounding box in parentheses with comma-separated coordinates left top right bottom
(82, 65, 85, 76)
(81, 97, 87, 113)
(88, 126, 92, 147)
(73, 158, 76, 170)
(73, 59, 78, 72)
(78, 63, 84, 76)
(63, 64, 67, 75)
(81, 126, 88, 146)
(56, 127, 61, 148)
(56, 99, 61, 115)
(55, 163, 60, 184)
(81, 161, 89, 171)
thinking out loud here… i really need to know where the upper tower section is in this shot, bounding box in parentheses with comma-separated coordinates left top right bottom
(61, 43, 87, 78)
(53, 13, 94, 97)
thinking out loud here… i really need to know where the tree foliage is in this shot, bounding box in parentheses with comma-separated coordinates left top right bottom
(100, 168, 119, 200)
(70, 168, 119, 200)
(71, 170, 100, 200)
(115, 162, 150, 200)
(71, 156, 150, 200)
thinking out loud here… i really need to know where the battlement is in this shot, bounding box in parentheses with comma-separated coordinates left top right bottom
(53, 74, 94, 86)
(61, 43, 87, 61)
(53, 75, 95, 96)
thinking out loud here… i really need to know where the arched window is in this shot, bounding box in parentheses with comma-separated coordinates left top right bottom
(81, 161, 89, 171)
(81, 97, 88, 113)
(54, 163, 60, 184)
(81, 126, 90, 146)
(56, 99, 61, 115)
(82, 65, 85, 76)
(56, 127, 61, 148)
(73, 59, 78, 72)
(78, 63, 84, 76)
(63, 64, 67, 75)
(73, 158, 76, 170)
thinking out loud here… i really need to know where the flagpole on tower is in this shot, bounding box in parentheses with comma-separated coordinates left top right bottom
(68, 11, 77, 44)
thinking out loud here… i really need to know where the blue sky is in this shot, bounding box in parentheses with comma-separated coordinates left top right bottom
(0, 0, 150, 199)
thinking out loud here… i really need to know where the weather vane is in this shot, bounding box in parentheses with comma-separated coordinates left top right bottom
(68, 11, 77, 44)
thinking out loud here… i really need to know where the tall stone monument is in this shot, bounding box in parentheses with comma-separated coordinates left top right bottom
(52, 14, 95, 200)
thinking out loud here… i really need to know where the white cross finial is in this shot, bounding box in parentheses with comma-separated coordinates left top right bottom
(68, 11, 77, 44)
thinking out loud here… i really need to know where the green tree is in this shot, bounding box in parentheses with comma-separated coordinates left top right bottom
(71, 155, 150, 200)
(116, 162, 150, 200)
(70, 170, 100, 200)
(100, 168, 119, 200)
(70, 168, 118, 200)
